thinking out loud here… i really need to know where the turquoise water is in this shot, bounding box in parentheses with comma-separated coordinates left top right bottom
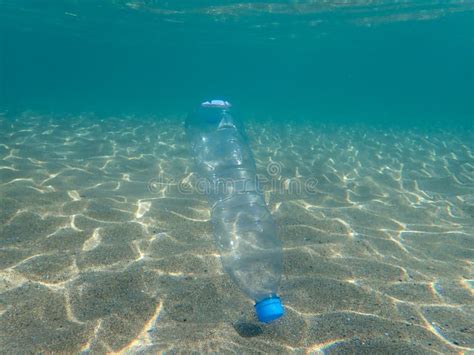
(2, 1, 473, 124)
(1, 1, 473, 353)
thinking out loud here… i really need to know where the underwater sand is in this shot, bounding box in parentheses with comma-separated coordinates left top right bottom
(0, 112, 473, 353)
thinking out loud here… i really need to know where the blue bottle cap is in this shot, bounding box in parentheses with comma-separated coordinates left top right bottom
(255, 296, 284, 323)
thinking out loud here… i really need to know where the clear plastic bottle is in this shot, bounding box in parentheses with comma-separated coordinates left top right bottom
(185, 99, 284, 323)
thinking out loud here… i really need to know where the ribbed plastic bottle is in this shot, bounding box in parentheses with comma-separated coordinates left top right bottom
(185, 99, 284, 323)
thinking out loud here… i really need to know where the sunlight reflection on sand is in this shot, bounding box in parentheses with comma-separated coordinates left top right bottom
(0, 112, 472, 352)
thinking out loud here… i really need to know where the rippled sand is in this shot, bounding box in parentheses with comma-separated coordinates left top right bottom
(0, 112, 473, 353)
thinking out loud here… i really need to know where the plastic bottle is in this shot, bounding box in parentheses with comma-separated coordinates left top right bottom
(185, 99, 284, 323)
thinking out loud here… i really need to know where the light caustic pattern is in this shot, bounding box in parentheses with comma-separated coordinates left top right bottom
(0, 113, 473, 353)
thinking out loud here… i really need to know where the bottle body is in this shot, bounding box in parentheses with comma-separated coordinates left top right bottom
(186, 100, 284, 322)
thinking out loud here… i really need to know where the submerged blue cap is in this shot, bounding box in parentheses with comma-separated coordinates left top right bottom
(255, 296, 284, 323)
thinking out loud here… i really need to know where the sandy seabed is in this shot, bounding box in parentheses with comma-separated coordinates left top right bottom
(0, 112, 473, 353)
